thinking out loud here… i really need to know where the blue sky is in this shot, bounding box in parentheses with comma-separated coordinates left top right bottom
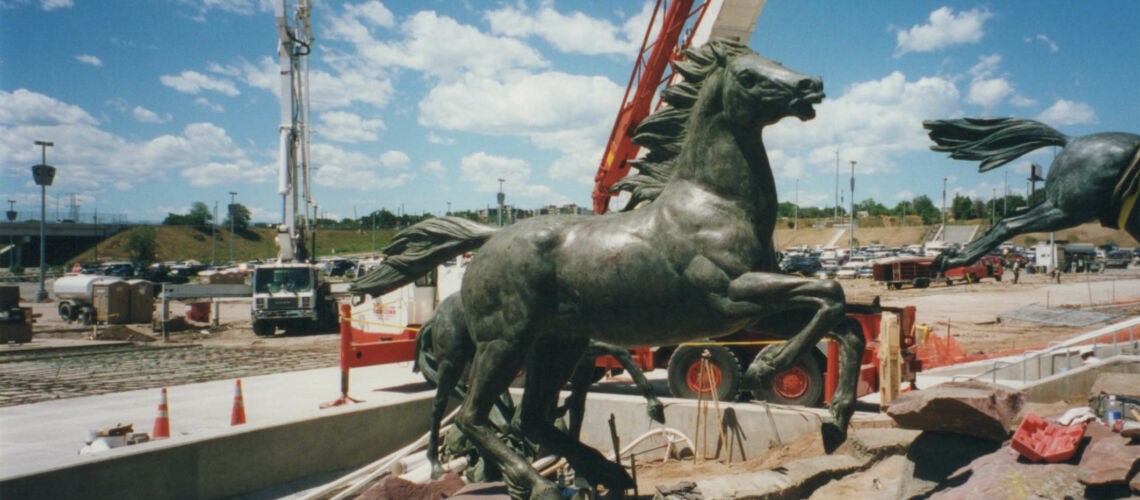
(1, 0, 1137, 223)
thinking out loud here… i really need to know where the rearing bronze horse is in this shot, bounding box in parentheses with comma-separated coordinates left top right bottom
(352, 39, 862, 498)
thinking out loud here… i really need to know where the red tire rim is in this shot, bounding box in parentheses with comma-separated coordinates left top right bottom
(685, 361, 722, 395)
(772, 366, 809, 399)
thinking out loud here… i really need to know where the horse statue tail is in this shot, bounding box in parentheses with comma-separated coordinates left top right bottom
(349, 216, 497, 297)
(924, 117, 1069, 172)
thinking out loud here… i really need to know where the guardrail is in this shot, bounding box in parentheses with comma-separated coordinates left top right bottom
(955, 316, 1140, 385)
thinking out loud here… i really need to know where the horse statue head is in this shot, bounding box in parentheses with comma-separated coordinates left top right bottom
(615, 39, 824, 210)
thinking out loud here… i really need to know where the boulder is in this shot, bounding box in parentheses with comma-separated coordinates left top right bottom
(1090, 373, 1140, 400)
(894, 432, 1001, 500)
(1078, 423, 1140, 486)
(929, 447, 1084, 499)
(885, 380, 1025, 441)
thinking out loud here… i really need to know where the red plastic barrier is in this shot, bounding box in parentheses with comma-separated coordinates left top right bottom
(1011, 413, 1085, 463)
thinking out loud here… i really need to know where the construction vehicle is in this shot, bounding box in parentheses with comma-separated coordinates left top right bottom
(646, 300, 920, 405)
(249, 0, 327, 336)
(52, 274, 122, 324)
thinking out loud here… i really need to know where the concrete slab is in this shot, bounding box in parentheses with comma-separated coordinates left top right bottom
(0, 361, 429, 479)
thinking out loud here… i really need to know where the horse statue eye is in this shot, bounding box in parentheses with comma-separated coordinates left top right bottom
(739, 73, 758, 88)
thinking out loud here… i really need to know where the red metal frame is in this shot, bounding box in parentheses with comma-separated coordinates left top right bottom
(592, 0, 712, 214)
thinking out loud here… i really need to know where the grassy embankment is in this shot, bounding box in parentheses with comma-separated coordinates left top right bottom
(69, 219, 1140, 266)
(68, 225, 400, 265)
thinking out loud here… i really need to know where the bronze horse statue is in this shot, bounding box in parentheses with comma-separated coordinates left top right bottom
(352, 39, 862, 498)
(414, 293, 665, 480)
(926, 117, 1140, 270)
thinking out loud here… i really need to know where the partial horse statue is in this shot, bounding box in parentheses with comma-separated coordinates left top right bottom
(925, 117, 1140, 270)
(414, 293, 666, 480)
(351, 39, 862, 499)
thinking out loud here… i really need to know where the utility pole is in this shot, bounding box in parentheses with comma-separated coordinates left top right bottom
(7, 200, 17, 269)
(93, 208, 99, 263)
(834, 150, 840, 222)
(849, 160, 856, 252)
(229, 191, 237, 263)
(211, 201, 218, 265)
(794, 178, 799, 230)
(992, 188, 997, 226)
(1003, 170, 1008, 216)
(941, 177, 947, 232)
(32, 140, 55, 302)
(446, 201, 452, 216)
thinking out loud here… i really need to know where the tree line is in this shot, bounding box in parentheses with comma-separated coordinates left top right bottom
(777, 190, 1045, 225)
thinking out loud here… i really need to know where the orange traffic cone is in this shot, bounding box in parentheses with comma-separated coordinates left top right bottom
(152, 387, 170, 439)
(230, 380, 246, 425)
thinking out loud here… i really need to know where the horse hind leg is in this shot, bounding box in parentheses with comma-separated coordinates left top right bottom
(738, 277, 846, 386)
(427, 356, 466, 479)
(937, 200, 1082, 270)
(518, 337, 635, 496)
(595, 341, 666, 425)
(456, 339, 560, 499)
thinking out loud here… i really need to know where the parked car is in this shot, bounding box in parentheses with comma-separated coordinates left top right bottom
(1105, 250, 1131, 269)
(779, 255, 821, 276)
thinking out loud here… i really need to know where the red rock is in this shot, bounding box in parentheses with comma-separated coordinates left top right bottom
(929, 447, 1084, 499)
(885, 380, 1025, 441)
(357, 472, 466, 500)
(1078, 423, 1140, 486)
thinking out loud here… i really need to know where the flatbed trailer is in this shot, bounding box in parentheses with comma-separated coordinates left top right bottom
(873, 256, 1003, 289)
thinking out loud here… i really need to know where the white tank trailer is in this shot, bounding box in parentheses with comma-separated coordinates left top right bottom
(53, 274, 122, 324)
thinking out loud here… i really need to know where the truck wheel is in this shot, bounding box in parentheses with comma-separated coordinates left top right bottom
(78, 308, 94, 326)
(994, 273, 1002, 282)
(666, 345, 741, 401)
(752, 346, 824, 407)
(914, 278, 930, 288)
(252, 320, 275, 337)
(58, 302, 74, 322)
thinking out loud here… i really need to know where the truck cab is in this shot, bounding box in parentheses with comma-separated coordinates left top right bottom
(250, 262, 334, 336)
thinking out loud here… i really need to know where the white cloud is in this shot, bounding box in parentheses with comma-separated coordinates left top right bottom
(0, 88, 98, 126)
(1026, 34, 1059, 53)
(180, 158, 274, 187)
(311, 143, 415, 190)
(75, 54, 102, 66)
(485, 2, 651, 56)
(1009, 94, 1038, 108)
(326, 1, 395, 44)
(893, 7, 992, 57)
(459, 151, 566, 202)
(343, 11, 548, 79)
(194, 97, 224, 112)
(426, 132, 453, 145)
(0, 91, 256, 193)
(424, 160, 446, 178)
(210, 57, 393, 111)
(765, 71, 962, 177)
(160, 70, 239, 96)
(131, 106, 170, 123)
(40, 0, 71, 10)
(894, 190, 915, 201)
(967, 78, 1013, 110)
(1037, 99, 1098, 126)
(968, 53, 1001, 79)
(317, 111, 386, 143)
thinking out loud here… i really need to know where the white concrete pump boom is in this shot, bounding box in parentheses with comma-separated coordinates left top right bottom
(274, 0, 313, 262)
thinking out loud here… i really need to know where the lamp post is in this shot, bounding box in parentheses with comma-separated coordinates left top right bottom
(32, 141, 55, 302)
(211, 201, 218, 266)
(228, 191, 237, 263)
(497, 178, 505, 227)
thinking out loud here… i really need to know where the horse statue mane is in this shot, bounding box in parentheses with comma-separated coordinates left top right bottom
(613, 39, 775, 211)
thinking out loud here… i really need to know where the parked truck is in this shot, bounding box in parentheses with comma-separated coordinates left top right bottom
(873, 255, 1003, 289)
(250, 262, 337, 336)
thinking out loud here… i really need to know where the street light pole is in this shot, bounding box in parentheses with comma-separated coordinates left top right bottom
(6, 200, 16, 270)
(497, 178, 505, 227)
(849, 160, 856, 253)
(211, 201, 218, 266)
(32, 140, 55, 302)
(834, 150, 839, 222)
(794, 178, 799, 230)
(229, 191, 237, 263)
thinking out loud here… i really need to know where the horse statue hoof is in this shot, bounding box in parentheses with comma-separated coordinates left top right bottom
(820, 418, 848, 454)
(646, 402, 666, 424)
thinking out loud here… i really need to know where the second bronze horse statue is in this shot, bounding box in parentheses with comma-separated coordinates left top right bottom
(352, 39, 862, 498)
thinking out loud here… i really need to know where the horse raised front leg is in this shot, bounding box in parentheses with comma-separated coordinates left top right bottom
(821, 320, 866, 452)
(593, 342, 666, 425)
(935, 200, 1081, 271)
